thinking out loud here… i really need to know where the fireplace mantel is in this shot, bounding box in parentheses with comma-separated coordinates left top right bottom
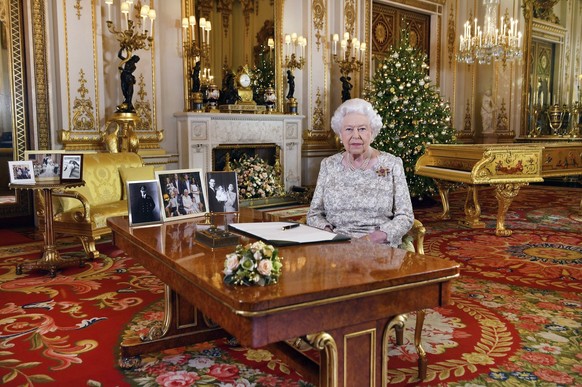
(174, 112, 304, 190)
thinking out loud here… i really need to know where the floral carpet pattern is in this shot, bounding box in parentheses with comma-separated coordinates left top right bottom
(0, 185, 580, 386)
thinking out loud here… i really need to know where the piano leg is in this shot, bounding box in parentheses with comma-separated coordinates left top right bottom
(435, 180, 457, 220)
(459, 185, 485, 229)
(493, 183, 527, 237)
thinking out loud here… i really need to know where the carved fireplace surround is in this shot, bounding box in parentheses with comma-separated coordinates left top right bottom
(174, 112, 304, 191)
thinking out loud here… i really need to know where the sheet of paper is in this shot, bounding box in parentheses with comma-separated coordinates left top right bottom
(228, 222, 343, 245)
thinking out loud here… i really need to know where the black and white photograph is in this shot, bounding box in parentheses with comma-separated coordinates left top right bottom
(25, 151, 65, 182)
(60, 154, 83, 183)
(206, 171, 239, 213)
(8, 160, 35, 184)
(155, 169, 208, 221)
(127, 180, 162, 227)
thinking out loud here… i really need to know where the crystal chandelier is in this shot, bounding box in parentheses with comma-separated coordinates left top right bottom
(457, 0, 522, 66)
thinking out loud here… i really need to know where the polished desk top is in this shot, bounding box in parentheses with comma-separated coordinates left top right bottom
(108, 215, 459, 347)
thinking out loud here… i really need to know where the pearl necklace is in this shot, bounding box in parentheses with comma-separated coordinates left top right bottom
(347, 152, 371, 171)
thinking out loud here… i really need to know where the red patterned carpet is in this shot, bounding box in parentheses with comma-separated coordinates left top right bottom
(0, 185, 580, 386)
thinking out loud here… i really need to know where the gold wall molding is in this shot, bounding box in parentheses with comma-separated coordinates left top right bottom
(344, 0, 355, 36)
(74, 0, 82, 20)
(72, 69, 96, 131)
(0, 0, 7, 23)
(135, 74, 154, 133)
(312, 0, 325, 51)
(447, 3, 455, 68)
(32, 0, 50, 149)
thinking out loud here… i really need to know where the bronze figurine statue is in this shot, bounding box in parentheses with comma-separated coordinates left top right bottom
(116, 48, 140, 113)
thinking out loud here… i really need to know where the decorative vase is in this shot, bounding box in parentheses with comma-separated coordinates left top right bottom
(264, 87, 276, 113)
(206, 84, 220, 112)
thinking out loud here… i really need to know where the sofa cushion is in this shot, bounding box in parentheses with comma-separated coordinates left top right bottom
(119, 165, 156, 199)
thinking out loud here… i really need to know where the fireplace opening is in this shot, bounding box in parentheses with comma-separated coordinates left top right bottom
(212, 143, 281, 173)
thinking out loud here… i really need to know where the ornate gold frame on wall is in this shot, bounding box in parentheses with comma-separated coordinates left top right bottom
(0, 0, 32, 218)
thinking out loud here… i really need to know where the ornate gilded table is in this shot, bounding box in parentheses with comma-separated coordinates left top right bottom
(10, 180, 86, 277)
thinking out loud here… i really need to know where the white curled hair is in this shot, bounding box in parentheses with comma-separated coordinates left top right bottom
(330, 98, 383, 139)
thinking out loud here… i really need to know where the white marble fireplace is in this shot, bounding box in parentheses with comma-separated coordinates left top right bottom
(174, 112, 304, 191)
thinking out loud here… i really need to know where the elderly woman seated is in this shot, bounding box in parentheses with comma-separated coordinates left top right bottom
(307, 98, 414, 247)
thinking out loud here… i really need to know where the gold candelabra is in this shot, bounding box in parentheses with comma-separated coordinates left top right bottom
(103, 1, 156, 150)
(283, 33, 307, 114)
(331, 32, 365, 77)
(182, 16, 213, 112)
(105, 1, 155, 57)
(331, 32, 365, 101)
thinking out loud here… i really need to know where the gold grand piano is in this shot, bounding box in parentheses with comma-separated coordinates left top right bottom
(415, 143, 582, 236)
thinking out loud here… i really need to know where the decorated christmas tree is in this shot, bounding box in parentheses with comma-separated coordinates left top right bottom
(367, 30, 455, 199)
(251, 47, 275, 105)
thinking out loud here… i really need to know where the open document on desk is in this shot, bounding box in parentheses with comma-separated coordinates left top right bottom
(228, 222, 350, 246)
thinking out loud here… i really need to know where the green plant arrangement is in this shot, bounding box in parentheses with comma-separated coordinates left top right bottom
(223, 241, 283, 286)
(232, 154, 283, 199)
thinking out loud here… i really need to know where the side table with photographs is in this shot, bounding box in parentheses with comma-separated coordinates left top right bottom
(9, 180, 86, 277)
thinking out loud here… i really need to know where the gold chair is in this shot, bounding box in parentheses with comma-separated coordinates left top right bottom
(390, 219, 428, 380)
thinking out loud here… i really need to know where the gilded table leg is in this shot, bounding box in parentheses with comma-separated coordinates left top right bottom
(493, 183, 527, 237)
(459, 185, 485, 228)
(383, 315, 408, 386)
(414, 310, 427, 380)
(16, 187, 86, 277)
(305, 332, 338, 387)
(435, 180, 456, 220)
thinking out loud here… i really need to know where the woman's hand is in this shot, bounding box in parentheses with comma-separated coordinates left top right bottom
(360, 230, 387, 244)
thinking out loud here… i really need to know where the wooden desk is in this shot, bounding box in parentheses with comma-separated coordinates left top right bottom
(107, 216, 459, 386)
(10, 181, 86, 277)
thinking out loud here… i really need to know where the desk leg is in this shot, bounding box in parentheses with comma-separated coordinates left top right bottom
(493, 183, 526, 237)
(16, 188, 86, 277)
(120, 285, 227, 369)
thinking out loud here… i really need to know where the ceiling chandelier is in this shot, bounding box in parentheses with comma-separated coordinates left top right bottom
(457, 0, 523, 66)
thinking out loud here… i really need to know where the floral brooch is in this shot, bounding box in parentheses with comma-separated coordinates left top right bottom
(376, 166, 390, 177)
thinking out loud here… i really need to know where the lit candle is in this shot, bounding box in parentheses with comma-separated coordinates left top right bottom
(268, 37, 274, 61)
(332, 33, 339, 55)
(189, 16, 196, 40)
(341, 39, 347, 59)
(148, 9, 155, 37)
(352, 37, 358, 57)
(105, 0, 113, 21)
(140, 5, 149, 33)
(206, 21, 211, 45)
(285, 34, 291, 57)
(343, 32, 349, 41)
(199, 18, 206, 43)
(120, 2, 129, 30)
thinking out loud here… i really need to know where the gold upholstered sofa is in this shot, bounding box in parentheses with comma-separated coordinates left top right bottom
(43, 152, 155, 259)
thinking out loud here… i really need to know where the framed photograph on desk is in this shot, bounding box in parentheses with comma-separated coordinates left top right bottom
(155, 168, 208, 221)
(60, 154, 83, 183)
(127, 180, 162, 227)
(8, 160, 35, 184)
(206, 171, 238, 213)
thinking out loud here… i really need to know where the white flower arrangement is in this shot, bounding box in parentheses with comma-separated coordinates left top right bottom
(232, 154, 283, 199)
(223, 241, 283, 286)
